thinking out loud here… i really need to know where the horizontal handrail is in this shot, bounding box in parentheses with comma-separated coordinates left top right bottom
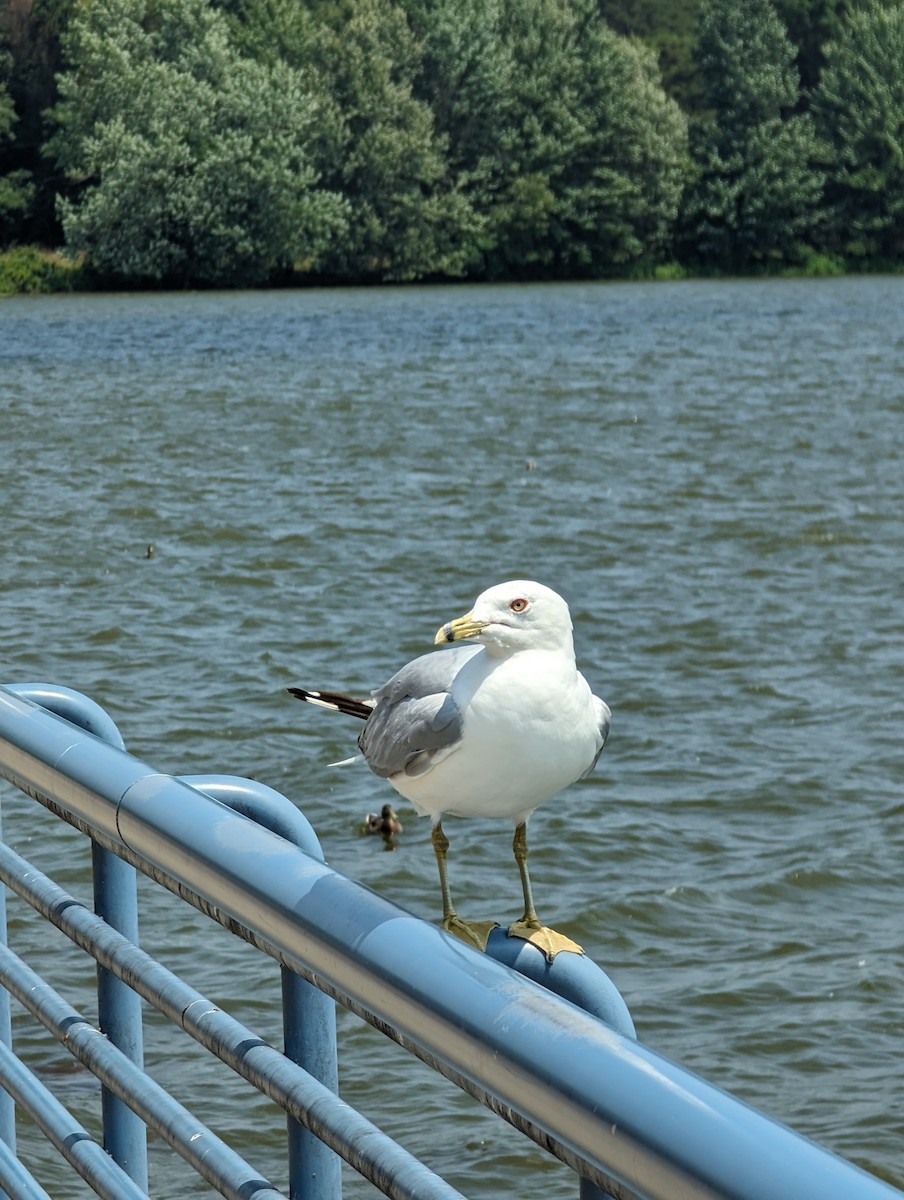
(0, 941, 286, 1200)
(0, 1038, 147, 1200)
(0, 684, 900, 1200)
(0, 1122, 53, 1200)
(0, 836, 464, 1200)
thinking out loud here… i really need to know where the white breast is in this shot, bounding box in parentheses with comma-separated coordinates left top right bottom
(389, 648, 603, 823)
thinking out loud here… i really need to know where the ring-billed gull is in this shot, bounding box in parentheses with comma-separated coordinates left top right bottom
(289, 580, 610, 959)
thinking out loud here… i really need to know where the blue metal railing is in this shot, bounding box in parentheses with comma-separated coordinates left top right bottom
(0, 682, 900, 1200)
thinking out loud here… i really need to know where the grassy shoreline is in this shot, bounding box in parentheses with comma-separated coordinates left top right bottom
(0, 246, 89, 295)
(4, 242, 897, 296)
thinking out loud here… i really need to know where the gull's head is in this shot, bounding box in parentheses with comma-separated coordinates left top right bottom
(434, 580, 574, 657)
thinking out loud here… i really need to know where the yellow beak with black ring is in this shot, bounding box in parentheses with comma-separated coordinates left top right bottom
(435, 613, 487, 644)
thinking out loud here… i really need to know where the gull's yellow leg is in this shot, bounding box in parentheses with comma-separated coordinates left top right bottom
(431, 820, 455, 923)
(507, 820, 583, 961)
(512, 820, 540, 927)
(431, 820, 498, 952)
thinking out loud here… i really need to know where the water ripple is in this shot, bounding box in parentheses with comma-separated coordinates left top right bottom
(2, 277, 903, 1196)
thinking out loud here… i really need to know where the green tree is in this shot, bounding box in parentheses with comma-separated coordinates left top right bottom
(0, 45, 33, 245)
(407, 0, 688, 279)
(211, 0, 320, 65)
(773, 0, 848, 94)
(681, 0, 825, 270)
(597, 0, 704, 113)
(1, 0, 89, 246)
(52, 0, 346, 285)
(404, 0, 512, 220)
(533, 20, 688, 276)
(814, 1, 904, 263)
(297, 0, 477, 281)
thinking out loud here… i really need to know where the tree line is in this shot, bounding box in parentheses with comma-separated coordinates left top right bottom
(1, 0, 902, 289)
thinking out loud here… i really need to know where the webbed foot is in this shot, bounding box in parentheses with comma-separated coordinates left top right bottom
(442, 915, 500, 952)
(507, 920, 584, 962)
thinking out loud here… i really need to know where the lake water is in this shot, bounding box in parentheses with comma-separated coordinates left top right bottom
(1, 277, 902, 1197)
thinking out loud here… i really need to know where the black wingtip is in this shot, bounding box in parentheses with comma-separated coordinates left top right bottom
(287, 687, 374, 720)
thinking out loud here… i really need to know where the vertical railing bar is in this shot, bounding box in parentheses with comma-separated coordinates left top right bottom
(4, 684, 149, 1191)
(281, 968, 336, 1200)
(0, 798, 16, 1200)
(92, 844, 148, 1189)
(179, 775, 342, 1200)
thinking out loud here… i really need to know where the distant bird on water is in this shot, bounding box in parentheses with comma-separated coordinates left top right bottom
(289, 580, 610, 959)
(365, 803, 403, 837)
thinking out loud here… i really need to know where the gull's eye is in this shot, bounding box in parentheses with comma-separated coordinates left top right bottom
(509, 597, 529, 613)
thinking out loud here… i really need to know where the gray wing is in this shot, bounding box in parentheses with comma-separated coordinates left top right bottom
(581, 695, 612, 778)
(359, 644, 482, 779)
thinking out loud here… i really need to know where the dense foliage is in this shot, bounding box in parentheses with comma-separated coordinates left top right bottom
(406, 0, 688, 278)
(679, 0, 825, 270)
(0, 45, 33, 241)
(1, 0, 903, 286)
(49, 0, 348, 285)
(813, 2, 904, 264)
